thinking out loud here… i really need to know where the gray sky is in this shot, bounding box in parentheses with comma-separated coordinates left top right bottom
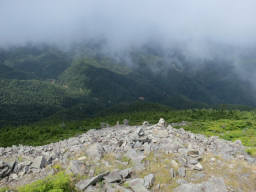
(1, 0, 256, 56)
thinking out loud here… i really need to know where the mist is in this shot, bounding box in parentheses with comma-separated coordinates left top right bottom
(1, 0, 256, 50)
(1, 0, 256, 79)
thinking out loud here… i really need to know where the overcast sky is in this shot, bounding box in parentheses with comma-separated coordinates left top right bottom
(1, 0, 256, 54)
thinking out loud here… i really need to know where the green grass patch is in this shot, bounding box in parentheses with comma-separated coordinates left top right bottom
(18, 172, 75, 192)
(0, 187, 9, 192)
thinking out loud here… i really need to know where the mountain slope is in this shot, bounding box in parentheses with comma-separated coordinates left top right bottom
(0, 44, 256, 126)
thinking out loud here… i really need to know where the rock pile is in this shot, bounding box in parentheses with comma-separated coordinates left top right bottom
(0, 118, 256, 191)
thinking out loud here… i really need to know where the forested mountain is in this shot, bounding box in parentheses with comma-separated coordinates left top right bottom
(0, 44, 255, 126)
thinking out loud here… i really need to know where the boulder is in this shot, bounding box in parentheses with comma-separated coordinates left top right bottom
(144, 174, 155, 189)
(31, 156, 47, 169)
(125, 149, 145, 164)
(170, 168, 176, 178)
(187, 150, 200, 158)
(143, 143, 152, 154)
(136, 127, 145, 137)
(157, 118, 167, 127)
(104, 170, 122, 183)
(170, 160, 179, 169)
(173, 177, 227, 192)
(193, 163, 203, 171)
(188, 158, 199, 165)
(68, 160, 86, 175)
(86, 143, 104, 160)
(142, 121, 149, 126)
(104, 183, 132, 192)
(75, 171, 109, 191)
(9, 173, 19, 180)
(119, 168, 132, 179)
(0, 161, 11, 179)
(178, 167, 186, 177)
(152, 129, 169, 138)
(234, 140, 242, 146)
(125, 178, 149, 192)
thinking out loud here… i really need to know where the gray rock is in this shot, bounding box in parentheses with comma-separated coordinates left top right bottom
(153, 129, 169, 138)
(104, 183, 132, 192)
(119, 168, 132, 179)
(31, 156, 47, 169)
(104, 170, 122, 183)
(234, 140, 242, 145)
(193, 163, 203, 171)
(173, 177, 227, 192)
(160, 140, 181, 153)
(191, 172, 206, 181)
(170, 168, 176, 178)
(134, 141, 142, 148)
(142, 121, 149, 126)
(125, 149, 145, 172)
(86, 143, 104, 160)
(45, 154, 55, 165)
(176, 178, 188, 185)
(75, 171, 109, 191)
(125, 178, 149, 192)
(9, 161, 16, 170)
(0, 161, 11, 178)
(178, 148, 188, 155)
(170, 160, 179, 169)
(144, 174, 155, 189)
(157, 118, 167, 127)
(125, 149, 145, 164)
(9, 173, 19, 180)
(84, 186, 99, 192)
(189, 158, 199, 165)
(178, 167, 186, 177)
(187, 150, 200, 158)
(143, 143, 152, 154)
(136, 127, 145, 137)
(133, 163, 146, 172)
(88, 168, 95, 177)
(69, 160, 86, 175)
(178, 156, 187, 166)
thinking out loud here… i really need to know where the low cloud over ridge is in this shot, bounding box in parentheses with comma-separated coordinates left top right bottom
(1, 0, 256, 55)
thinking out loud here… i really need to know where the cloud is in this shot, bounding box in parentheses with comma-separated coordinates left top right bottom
(1, 0, 256, 89)
(1, 0, 256, 53)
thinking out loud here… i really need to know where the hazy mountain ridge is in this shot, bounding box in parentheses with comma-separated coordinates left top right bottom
(0, 44, 256, 126)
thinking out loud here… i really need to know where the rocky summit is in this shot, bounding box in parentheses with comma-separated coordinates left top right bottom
(0, 118, 256, 192)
